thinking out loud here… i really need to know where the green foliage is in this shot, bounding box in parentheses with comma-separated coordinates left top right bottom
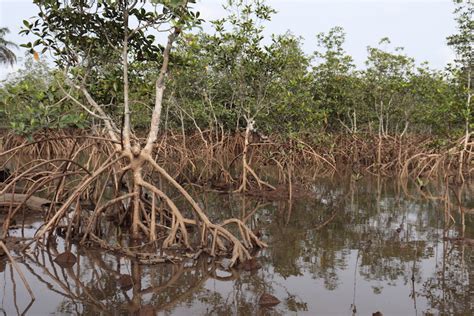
(406, 64, 460, 135)
(22, 0, 201, 67)
(263, 33, 324, 135)
(312, 27, 359, 132)
(363, 39, 415, 134)
(0, 59, 87, 135)
(21, 0, 202, 130)
(2, 0, 467, 139)
(447, 1, 473, 66)
(145, 2, 470, 138)
(0, 27, 17, 66)
(166, 0, 325, 136)
(166, 0, 278, 131)
(446, 0, 473, 132)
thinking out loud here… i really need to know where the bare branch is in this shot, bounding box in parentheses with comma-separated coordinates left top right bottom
(144, 27, 181, 154)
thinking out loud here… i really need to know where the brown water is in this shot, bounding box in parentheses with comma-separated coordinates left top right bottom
(1, 176, 473, 315)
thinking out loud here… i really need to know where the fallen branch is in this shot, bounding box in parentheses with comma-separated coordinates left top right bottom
(0, 193, 50, 212)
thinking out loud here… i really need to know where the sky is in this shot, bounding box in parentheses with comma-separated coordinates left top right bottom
(0, 0, 458, 80)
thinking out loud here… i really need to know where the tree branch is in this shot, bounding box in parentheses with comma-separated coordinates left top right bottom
(143, 27, 181, 154)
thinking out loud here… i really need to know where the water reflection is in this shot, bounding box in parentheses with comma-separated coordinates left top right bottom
(0, 176, 473, 315)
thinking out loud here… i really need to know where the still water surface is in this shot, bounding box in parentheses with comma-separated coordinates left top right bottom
(1, 176, 473, 315)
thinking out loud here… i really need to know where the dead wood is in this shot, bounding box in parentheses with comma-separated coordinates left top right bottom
(0, 193, 50, 212)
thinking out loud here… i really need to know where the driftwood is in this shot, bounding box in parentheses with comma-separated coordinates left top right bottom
(0, 193, 50, 212)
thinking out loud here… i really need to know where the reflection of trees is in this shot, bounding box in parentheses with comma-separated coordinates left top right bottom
(264, 184, 350, 288)
(5, 176, 473, 314)
(154, 177, 474, 313)
(20, 244, 239, 314)
(258, 175, 473, 310)
(358, 240, 425, 288)
(419, 240, 473, 315)
(395, 179, 474, 313)
(20, 242, 298, 315)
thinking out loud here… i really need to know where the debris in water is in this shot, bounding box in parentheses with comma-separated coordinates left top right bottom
(240, 258, 262, 271)
(259, 293, 280, 307)
(54, 251, 77, 268)
(118, 274, 133, 290)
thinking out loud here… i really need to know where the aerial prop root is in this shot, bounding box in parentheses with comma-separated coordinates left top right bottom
(19, 150, 266, 267)
(31, 154, 123, 242)
(143, 155, 267, 266)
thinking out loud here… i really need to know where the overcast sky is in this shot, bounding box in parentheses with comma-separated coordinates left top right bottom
(0, 0, 458, 79)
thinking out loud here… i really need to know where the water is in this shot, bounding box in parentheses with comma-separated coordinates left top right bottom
(1, 176, 473, 315)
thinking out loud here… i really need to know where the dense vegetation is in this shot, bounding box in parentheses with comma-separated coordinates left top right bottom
(0, 2, 472, 312)
(0, 0, 471, 140)
(0, 0, 471, 268)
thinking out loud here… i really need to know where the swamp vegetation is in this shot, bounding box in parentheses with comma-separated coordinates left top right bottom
(0, 0, 472, 314)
